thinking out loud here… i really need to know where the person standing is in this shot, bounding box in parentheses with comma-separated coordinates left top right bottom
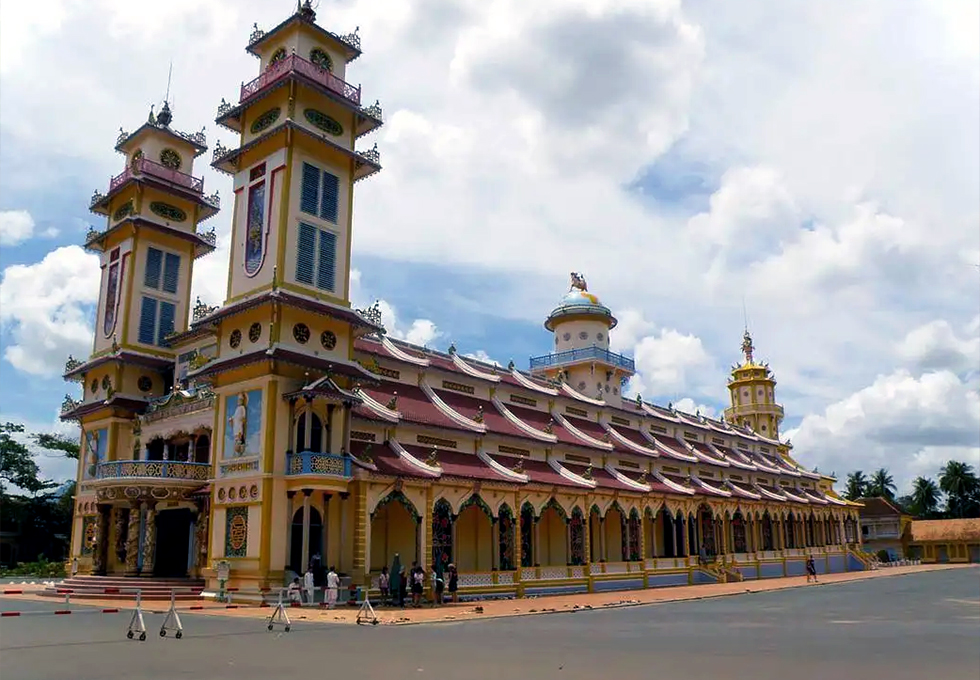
(432, 565, 445, 607)
(805, 555, 818, 583)
(326, 565, 340, 608)
(410, 562, 425, 608)
(398, 565, 408, 607)
(378, 566, 390, 605)
(303, 566, 316, 604)
(447, 563, 459, 603)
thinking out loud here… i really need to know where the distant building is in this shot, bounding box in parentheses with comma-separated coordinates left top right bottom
(856, 497, 911, 561)
(908, 519, 980, 564)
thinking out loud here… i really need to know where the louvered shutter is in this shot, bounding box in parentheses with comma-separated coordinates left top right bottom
(296, 222, 316, 285)
(144, 247, 163, 289)
(319, 171, 339, 222)
(316, 228, 336, 291)
(162, 253, 180, 294)
(300, 163, 320, 216)
(138, 296, 158, 344)
(157, 301, 176, 345)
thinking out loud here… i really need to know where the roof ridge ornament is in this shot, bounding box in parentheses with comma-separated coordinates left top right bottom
(741, 328, 754, 364)
(569, 271, 588, 292)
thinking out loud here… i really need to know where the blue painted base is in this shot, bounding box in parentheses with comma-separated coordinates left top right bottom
(593, 578, 644, 592)
(646, 572, 690, 588)
(524, 583, 589, 597)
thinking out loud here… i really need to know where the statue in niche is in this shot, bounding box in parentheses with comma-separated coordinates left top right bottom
(741, 329, 755, 364)
(569, 272, 588, 292)
(229, 393, 248, 455)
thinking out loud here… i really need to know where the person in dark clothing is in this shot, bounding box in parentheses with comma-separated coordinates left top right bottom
(447, 563, 459, 603)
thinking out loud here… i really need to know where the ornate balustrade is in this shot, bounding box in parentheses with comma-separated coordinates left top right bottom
(95, 460, 211, 482)
(107, 157, 205, 195)
(286, 450, 351, 477)
(529, 345, 635, 373)
(240, 54, 361, 106)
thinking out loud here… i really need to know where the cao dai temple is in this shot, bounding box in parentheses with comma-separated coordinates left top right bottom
(61, 2, 867, 599)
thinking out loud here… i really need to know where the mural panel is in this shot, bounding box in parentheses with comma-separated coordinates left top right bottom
(83, 428, 108, 479)
(225, 506, 249, 557)
(224, 389, 262, 458)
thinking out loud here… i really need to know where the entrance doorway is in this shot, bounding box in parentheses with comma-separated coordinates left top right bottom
(154, 509, 192, 577)
(289, 507, 323, 574)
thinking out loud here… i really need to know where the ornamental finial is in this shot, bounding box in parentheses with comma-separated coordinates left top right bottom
(741, 328, 754, 364)
(569, 271, 588, 292)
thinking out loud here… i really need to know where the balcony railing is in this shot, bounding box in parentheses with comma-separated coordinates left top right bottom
(529, 346, 636, 373)
(106, 157, 205, 196)
(726, 403, 785, 417)
(286, 450, 351, 477)
(95, 460, 211, 482)
(240, 54, 361, 107)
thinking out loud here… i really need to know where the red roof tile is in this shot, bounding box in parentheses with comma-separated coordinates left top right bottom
(349, 440, 429, 478)
(520, 459, 581, 487)
(398, 443, 513, 483)
(432, 389, 527, 439)
(352, 404, 389, 422)
(360, 382, 466, 432)
(654, 437, 695, 461)
(688, 441, 728, 465)
(606, 426, 657, 454)
(563, 416, 629, 452)
(563, 464, 635, 492)
(714, 445, 754, 466)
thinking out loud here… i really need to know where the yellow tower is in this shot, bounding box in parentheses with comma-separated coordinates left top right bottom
(530, 272, 635, 407)
(62, 102, 220, 574)
(724, 329, 784, 438)
(190, 1, 383, 590)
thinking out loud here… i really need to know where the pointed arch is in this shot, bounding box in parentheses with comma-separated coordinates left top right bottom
(432, 498, 454, 568)
(371, 490, 421, 522)
(459, 493, 493, 521)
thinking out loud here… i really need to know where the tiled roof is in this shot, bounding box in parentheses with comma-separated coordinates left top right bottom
(432, 389, 526, 439)
(563, 464, 634, 492)
(688, 441, 728, 465)
(360, 382, 468, 432)
(856, 497, 906, 517)
(520, 459, 580, 488)
(399, 444, 514, 484)
(909, 519, 980, 543)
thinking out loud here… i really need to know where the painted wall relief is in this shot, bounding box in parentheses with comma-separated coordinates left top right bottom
(224, 389, 262, 458)
(83, 428, 108, 479)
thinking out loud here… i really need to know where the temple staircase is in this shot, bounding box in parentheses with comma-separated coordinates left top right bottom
(39, 576, 205, 601)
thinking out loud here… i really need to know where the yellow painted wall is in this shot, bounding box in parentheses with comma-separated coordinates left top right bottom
(539, 507, 568, 567)
(455, 505, 493, 571)
(369, 502, 417, 570)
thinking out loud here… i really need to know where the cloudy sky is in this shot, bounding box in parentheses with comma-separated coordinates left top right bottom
(1, 0, 977, 494)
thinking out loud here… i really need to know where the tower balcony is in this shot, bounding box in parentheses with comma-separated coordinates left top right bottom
(239, 54, 361, 108)
(285, 450, 352, 478)
(94, 460, 211, 486)
(529, 346, 635, 374)
(91, 157, 217, 217)
(724, 403, 785, 419)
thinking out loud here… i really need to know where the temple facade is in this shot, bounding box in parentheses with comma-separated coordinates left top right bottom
(62, 2, 866, 599)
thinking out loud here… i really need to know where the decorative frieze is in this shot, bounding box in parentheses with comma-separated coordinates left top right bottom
(730, 474, 744, 481)
(610, 415, 630, 427)
(509, 394, 537, 408)
(565, 453, 591, 465)
(650, 424, 668, 434)
(661, 466, 681, 474)
(565, 406, 588, 418)
(498, 444, 530, 457)
(351, 430, 376, 442)
(441, 380, 474, 395)
(219, 458, 260, 476)
(225, 506, 248, 558)
(618, 460, 639, 470)
(417, 434, 457, 449)
(683, 431, 699, 441)
(712, 437, 725, 445)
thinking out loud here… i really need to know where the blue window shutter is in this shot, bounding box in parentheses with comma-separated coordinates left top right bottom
(144, 247, 163, 289)
(138, 297, 158, 344)
(300, 163, 320, 216)
(162, 253, 180, 294)
(319, 171, 339, 222)
(157, 301, 176, 345)
(296, 222, 316, 285)
(316, 229, 336, 292)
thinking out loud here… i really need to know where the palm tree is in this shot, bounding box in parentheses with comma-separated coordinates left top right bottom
(844, 471, 868, 501)
(939, 461, 980, 518)
(868, 468, 896, 500)
(909, 477, 940, 518)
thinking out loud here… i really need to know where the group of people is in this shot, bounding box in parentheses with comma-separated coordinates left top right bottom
(377, 554, 459, 608)
(287, 558, 341, 607)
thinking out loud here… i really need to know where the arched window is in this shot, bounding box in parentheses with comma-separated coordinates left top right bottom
(294, 410, 326, 452)
(194, 434, 210, 463)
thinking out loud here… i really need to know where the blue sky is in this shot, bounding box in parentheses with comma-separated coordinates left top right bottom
(1, 0, 977, 494)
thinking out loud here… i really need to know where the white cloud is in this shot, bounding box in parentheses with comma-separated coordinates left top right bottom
(0, 209, 49, 246)
(785, 369, 980, 493)
(672, 398, 717, 420)
(0, 246, 100, 377)
(349, 269, 441, 348)
(4, 413, 81, 487)
(897, 318, 980, 374)
(463, 350, 501, 367)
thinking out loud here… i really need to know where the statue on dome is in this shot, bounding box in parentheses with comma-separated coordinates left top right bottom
(569, 272, 588, 292)
(741, 329, 754, 364)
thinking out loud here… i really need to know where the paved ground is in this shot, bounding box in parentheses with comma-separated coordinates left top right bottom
(2, 567, 977, 680)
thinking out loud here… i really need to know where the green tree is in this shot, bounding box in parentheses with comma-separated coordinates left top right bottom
(843, 471, 868, 500)
(31, 432, 80, 461)
(939, 461, 980, 518)
(0, 423, 56, 496)
(909, 477, 941, 518)
(868, 468, 896, 500)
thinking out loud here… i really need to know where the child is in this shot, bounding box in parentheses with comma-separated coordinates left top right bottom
(378, 566, 390, 605)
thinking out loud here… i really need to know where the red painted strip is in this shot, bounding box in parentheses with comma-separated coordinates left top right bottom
(102, 608, 120, 614)
(259, 602, 270, 607)
(103, 588, 120, 594)
(56, 589, 73, 594)
(227, 587, 239, 591)
(189, 605, 204, 610)
(1, 611, 21, 617)
(2, 590, 23, 594)
(225, 605, 238, 609)
(54, 610, 72, 615)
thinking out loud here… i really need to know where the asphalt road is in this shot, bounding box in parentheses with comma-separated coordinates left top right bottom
(2, 568, 978, 680)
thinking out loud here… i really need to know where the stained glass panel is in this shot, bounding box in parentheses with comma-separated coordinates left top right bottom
(627, 511, 641, 561)
(431, 500, 453, 568)
(732, 513, 747, 553)
(520, 505, 534, 567)
(498, 506, 515, 571)
(569, 509, 585, 565)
